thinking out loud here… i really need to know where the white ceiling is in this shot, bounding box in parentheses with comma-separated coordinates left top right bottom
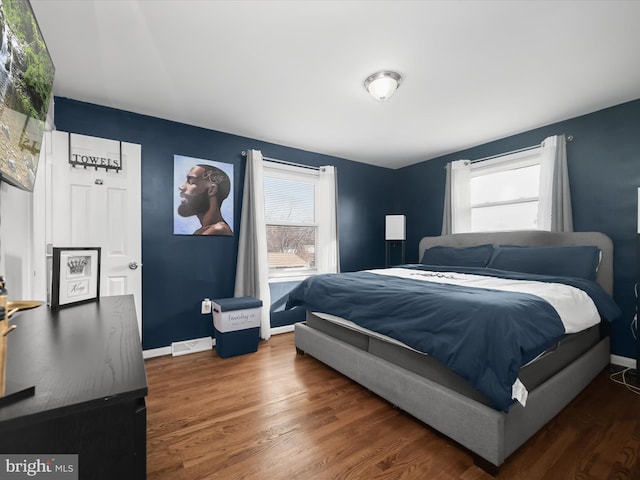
(30, 0, 640, 169)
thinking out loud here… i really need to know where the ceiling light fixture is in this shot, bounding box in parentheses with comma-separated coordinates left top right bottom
(364, 70, 402, 101)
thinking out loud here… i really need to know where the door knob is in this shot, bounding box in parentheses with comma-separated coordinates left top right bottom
(129, 261, 140, 270)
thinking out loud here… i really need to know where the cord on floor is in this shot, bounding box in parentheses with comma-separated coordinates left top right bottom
(610, 367, 640, 396)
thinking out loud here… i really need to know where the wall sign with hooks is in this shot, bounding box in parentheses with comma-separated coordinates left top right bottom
(68, 134, 123, 172)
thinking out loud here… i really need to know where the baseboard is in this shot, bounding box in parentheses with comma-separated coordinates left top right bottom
(143, 326, 294, 359)
(271, 324, 295, 335)
(143, 346, 172, 359)
(611, 354, 635, 369)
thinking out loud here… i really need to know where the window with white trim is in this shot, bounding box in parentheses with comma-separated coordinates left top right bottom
(450, 135, 570, 233)
(263, 161, 319, 279)
(469, 148, 542, 232)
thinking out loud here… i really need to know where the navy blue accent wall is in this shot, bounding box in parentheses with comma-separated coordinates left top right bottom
(53, 97, 392, 349)
(396, 99, 640, 359)
(54, 96, 640, 359)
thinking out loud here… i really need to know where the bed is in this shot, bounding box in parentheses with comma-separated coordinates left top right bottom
(290, 230, 620, 474)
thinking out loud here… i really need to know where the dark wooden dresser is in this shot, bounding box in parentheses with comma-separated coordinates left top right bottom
(0, 295, 147, 479)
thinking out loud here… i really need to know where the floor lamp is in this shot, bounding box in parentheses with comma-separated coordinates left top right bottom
(385, 215, 406, 267)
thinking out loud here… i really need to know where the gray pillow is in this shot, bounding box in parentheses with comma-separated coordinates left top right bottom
(487, 245, 600, 280)
(421, 244, 494, 267)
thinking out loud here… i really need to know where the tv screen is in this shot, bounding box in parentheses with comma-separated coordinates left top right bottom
(0, 0, 54, 192)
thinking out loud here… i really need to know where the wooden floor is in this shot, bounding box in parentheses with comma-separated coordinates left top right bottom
(145, 333, 640, 480)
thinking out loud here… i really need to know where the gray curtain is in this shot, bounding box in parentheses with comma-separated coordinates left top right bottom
(539, 134, 573, 232)
(234, 149, 272, 340)
(441, 162, 452, 235)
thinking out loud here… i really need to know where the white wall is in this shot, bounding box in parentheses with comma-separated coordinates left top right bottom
(0, 181, 33, 300)
(0, 141, 49, 302)
(0, 100, 53, 302)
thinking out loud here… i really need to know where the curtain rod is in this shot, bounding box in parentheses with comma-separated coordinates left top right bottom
(470, 144, 539, 164)
(241, 150, 320, 171)
(470, 134, 573, 164)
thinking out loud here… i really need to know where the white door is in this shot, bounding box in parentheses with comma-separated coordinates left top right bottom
(49, 131, 142, 335)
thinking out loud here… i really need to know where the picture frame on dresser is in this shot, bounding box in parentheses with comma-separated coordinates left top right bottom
(51, 247, 101, 309)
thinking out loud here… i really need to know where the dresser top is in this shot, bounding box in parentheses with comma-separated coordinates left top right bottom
(0, 295, 147, 428)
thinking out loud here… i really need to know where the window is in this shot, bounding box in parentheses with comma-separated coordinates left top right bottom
(263, 162, 320, 279)
(448, 135, 572, 234)
(469, 148, 542, 232)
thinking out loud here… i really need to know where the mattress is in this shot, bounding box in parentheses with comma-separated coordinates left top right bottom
(305, 311, 601, 408)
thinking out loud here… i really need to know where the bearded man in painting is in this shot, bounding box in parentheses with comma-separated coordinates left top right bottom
(177, 164, 232, 235)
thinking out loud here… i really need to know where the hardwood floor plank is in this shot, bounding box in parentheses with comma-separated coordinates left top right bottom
(145, 332, 640, 479)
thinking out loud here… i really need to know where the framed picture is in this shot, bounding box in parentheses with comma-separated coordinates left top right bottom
(0, 0, 55, 192)
(173, 155, 234, 236)
(51, 247, 101, 309)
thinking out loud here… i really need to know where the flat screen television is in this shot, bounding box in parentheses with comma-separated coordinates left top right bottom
(0, 0, 54, 192)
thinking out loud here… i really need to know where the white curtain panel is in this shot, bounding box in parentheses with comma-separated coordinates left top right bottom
(317, 165, 339, 273)
(451, 160, 472, 233)
(442, 160, 471, 234)
(538, 134, 573, 232)
(234, 149, 272, 340)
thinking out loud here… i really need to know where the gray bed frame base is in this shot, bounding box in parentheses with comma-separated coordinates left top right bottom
(294, 231, 614, 473)
(296, 322, 608, 472)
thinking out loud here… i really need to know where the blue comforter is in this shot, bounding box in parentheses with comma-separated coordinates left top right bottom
(286, 265, 620, 411)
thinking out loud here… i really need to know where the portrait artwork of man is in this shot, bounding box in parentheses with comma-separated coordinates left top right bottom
(174, 155, 234, 236)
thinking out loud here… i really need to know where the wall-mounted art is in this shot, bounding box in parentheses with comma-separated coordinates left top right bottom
(0, 0, 55, 192)
(173, 155, 234, 235)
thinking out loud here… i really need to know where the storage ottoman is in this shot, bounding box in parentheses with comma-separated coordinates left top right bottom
(212, 297, 262, 358)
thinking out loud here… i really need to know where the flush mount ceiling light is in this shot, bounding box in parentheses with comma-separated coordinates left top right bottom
(364, 70, 402, 101)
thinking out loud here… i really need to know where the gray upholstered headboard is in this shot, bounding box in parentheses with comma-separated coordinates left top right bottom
(418, 231, 614, 295)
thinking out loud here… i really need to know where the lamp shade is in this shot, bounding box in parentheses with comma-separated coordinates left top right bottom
(385, 215, 406, 241)
(364, 71, 402, 101)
